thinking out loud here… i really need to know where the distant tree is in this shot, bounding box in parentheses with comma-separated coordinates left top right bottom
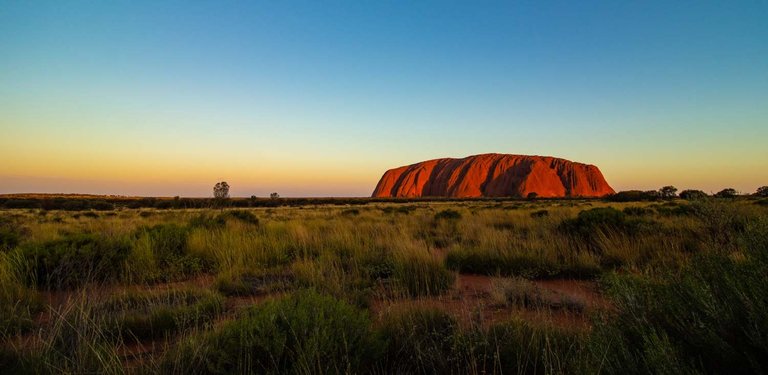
(715, 188, 737, 198)
(756, 186, 768, 197)
(270, 192, 280, 200)
(213, 181, 230, 199)
(659, 186, 678, 199)
(679, 189, 707, 200)
(526, 192, 538, 200)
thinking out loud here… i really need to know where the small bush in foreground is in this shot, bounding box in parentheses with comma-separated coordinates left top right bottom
(375, 307, 460, 373)
(17, 234, 131, 289)
(434, 209, 461, 221)
(161, 290, 373, 374)
(586, 217, 768, 374)
(393, 250, 455, 297)
(95, 288, 224, 342)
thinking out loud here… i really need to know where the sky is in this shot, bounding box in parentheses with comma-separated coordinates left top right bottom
(1, 1, 767, 197)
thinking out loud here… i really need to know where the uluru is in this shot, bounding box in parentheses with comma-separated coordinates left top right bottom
(372, 153, 615, 198)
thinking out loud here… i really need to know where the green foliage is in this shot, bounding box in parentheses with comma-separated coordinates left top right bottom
(189, 213, 227, 229)
(138, 224, 206, 280)
(586, 217, 768, 374)
(446, 246, 600, 279)
(219, 210, 259, 225)
(0, 216, 23, 251)
(340, 208, 360, 216)
(530, 209, 549, 218)
(375, 307, 584, 374)
(375, 307, 460, 373)
(715, 188, 738, 198)
(484, 320, 584, 374)
(95, 288, 224, 342)
(434, 209, 462, 221)
(162, 290, 374, 374)
(622, 206, 652, 216)
(607, 190, 661, 202)
(679, 189, 708, 200)
(0, 252, 42, 335)
(16, 234, 131, 289)
(560, 207, 648, 242)
(393, 251, 455, 297)
(659, 185, 678, 199)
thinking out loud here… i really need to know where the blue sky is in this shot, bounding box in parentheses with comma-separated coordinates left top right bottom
(1, 1, 767, 196)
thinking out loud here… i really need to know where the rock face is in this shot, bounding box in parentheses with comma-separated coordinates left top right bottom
(372, 153, 614, 198)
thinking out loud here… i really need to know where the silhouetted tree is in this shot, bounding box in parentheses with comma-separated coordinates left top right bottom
(756, 186, 768, 197)
(679, 189, 707, 200)
(270, 192, 280, 200)
(526, 192, 538, 200)
(715, 188, 737, 198)
(659, 186, 678, 199)
(214, 182, 230, 199)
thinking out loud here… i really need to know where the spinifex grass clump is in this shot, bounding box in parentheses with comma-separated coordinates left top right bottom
(131, 224, 208, 282)
(220, 209, 260, 225)
(0, 251, 42, 335)
(585, 217, 768, 374)
(373, 306, 585, 374)
(392, 248, 455, 297)
(445, 244, 601, 279)
(94, 288, 224, 342)
(559, 207, 646, 240)
(0, 215, 23, 251)
(375, 306, 461, 373)
(16, 233, 131, 289)
(161, 290, 374, 374)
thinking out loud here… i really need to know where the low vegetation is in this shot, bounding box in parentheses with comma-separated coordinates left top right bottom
(0, 196, 766, 373)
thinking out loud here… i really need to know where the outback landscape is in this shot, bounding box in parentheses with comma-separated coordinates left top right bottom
(3, 1, 768, 374)
(1, 181, 768, 373)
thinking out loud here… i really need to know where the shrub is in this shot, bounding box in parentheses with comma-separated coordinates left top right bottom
(161, 290, 374, 374)
(530, 209, 549, 218)
(2, 199, 40, 209)
(560, 207, 647, 241)
(188, 213, 226, 229)
(484, 319, 584, 374)
(659, 186, 678, 199)
(393, 250, 454, 297)
(94, 288, 224, 342)
(140, 224, 205, 280)
(16, 234, 131, 289)
(90, 201, 114, 211)
(0, 217, 22, 251)
(434, 209, 462, 220)
(61, 200, 90, 211)
(0, 252, 42, 335)
(757, 186, 768, 197)
(606, 190, 660, 202)
(445, 246, 599, 279)
(220, 210, 259, 225)
(715, 188, 738, 198)
(341, 208, 360, 216)
(679, 189, 708, 200)
(587, 218, 768, 374)
(375, 307, 460, 373)
(622, 206, 652, 216)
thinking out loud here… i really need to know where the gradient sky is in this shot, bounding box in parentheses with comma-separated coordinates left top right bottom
(1, 1, 767, 197)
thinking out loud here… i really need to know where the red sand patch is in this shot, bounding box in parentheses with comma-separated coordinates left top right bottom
(372, 274, 608, 329)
